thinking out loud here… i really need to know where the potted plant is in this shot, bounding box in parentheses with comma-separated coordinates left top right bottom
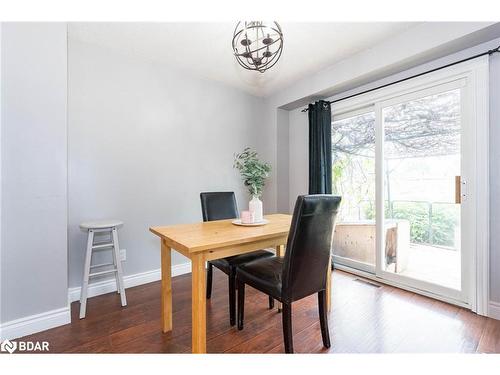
(234, 147, 271, 222)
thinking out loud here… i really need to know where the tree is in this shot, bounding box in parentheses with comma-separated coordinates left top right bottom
(331, 89, 461, 247)
(332, 90, 460, 161)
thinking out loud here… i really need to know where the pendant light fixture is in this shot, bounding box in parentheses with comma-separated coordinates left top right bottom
(232, 21, 284, 73)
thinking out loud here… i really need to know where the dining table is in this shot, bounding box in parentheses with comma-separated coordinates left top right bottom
(149, 213, 332, 353)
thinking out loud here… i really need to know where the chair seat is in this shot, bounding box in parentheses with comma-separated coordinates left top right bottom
(210, 250, 274, 274)
(236, 256, 284, 300)
(80, 219, 124, 230)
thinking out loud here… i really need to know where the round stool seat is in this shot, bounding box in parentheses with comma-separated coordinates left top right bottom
(80, 219, 124, 230)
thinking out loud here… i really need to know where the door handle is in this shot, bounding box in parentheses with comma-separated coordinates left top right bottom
(455, 176, 467, 204)
(455, 176, 461, 204)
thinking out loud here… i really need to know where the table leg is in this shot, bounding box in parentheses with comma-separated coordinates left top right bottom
(276, 244, 285, 311)
(276, 244, 285, 257)
(326, 255, 332, 312)
(191, 253, 207, 353)
(161, 240, 172, 333)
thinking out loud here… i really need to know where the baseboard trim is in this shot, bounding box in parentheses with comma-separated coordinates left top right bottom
(489, 301, 500, 320)
(0, 306, 71, 340)
(67, 262, 191, 303)
(0, 263, 192, 341)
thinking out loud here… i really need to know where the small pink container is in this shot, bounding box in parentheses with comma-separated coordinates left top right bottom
(240, 210, 254, 224)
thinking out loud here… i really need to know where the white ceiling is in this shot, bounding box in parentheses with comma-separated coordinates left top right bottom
(69, 22, 419, 97)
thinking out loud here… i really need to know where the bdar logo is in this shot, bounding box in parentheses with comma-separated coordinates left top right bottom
(1, 339, 17, 354)
(0, 339, 49, 353)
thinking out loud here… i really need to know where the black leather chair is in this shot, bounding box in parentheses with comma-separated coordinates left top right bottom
(200, 192, 275, 326)
(236, 194, 341, 353)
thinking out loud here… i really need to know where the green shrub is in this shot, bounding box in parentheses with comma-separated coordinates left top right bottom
(363, 201, 458, 248)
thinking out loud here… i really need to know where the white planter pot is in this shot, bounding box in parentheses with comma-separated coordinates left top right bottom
(249, 196, 263, 222)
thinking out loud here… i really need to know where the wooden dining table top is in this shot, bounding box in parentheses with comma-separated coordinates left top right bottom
(149, 213, 292, 254)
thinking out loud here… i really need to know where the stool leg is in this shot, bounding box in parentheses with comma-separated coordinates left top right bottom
(112, 227, 127, 306)
(110, 231, 120, 295)
(80, 230, 94, 319)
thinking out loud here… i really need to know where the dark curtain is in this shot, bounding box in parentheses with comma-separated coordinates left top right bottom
(308, 100, 332, 194)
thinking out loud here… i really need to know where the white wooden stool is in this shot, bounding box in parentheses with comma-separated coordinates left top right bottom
(79, 219, 127, 319)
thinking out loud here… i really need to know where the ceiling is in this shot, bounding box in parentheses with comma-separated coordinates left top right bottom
(69, 22, 419, 97)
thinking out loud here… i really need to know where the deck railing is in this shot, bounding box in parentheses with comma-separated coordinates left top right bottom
(347, 199, 459, 250)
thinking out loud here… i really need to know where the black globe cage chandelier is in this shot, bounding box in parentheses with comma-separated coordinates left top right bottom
(232, 21, 284, 73)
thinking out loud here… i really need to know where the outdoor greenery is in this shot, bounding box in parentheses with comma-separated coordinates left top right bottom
(234, 147, 271, 197)
(365, 201, 459, 247)
(332, 89, 461, 250)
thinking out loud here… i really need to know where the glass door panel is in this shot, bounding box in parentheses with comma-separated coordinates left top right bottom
(380, 88, 462, 291)
(331, 111, 376, 271)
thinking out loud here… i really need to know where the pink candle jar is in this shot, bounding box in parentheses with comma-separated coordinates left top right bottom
(240, 210, 254, 224)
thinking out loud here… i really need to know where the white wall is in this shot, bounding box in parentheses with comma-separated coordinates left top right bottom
(0, 24, 69, 326)
(67, 40, 267, 288)
(284, 37, 500, 305)
(488, 43, 500, 304)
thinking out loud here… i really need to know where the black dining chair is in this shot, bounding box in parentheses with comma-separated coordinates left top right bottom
(236, 194, 341, 353)
(200, 192, 275, 326)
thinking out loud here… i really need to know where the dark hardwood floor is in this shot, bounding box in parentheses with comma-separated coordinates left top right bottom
(21, 269, 500, 353)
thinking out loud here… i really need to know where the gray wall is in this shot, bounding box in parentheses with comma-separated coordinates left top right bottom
(285, 37, 500, 303)
(276, 109, 290, 213)
(288, 109, 309, 213)
(0, 23, 68, 323)
(67, 40, 267, 288)
(0, 23, 2, 324)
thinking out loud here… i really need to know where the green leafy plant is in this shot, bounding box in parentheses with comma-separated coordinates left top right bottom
(234, 147, 271, 197)
(364, 201, 459, 247)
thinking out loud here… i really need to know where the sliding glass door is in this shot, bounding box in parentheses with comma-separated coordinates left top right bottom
(331, 72, 480, 306)
(331, 109, 377, 273)
(375, 81, 469, 303)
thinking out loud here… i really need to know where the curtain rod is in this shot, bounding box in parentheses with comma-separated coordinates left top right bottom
(301, 45, 500, 113)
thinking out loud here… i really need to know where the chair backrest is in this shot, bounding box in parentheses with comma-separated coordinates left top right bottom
(282, 195, 341, 302)
(200, 192, 238, 222)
